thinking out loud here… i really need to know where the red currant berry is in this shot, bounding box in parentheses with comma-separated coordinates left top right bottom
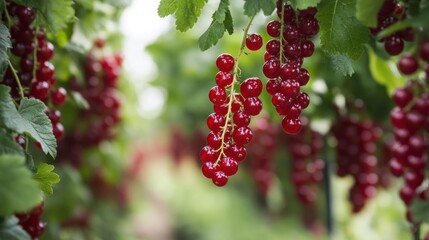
(208, 86, 227, 104)
(215, 71, 233, 87)
(392, 87, 413, 108)
(384, 36, 404, 56)
(200, 146, 217, 163)
(233, 110, 251, 127)
(216, 53, 235, 72)
(299, 17, 319, 37)
(419, 40, 429, 62)
(266, 39, 280, 55)
(279, 79, 300, 98)
(212, 171, 228, 186)
(240, 77, 263, 98)
(281, 117, 302, 135)
(213, 102, 228, 115)
(233, 126, 253, 145)
(51, 87, 67, 106)
(297, 68, 310, 86)
(16, 6, 35, 24)
(301, 40, 315, 58)
(220, 157, 238, 176)
(263, 59, 280, 78)
(207, 131, 223, 149)
(283, 25, 300, 43)
(202, 162, 218, 178)
(53, 122, 64, 139)
(266, 79, 280, 95)
(266, 20, 281, 37)
(207, 112, 226, 132)
(30, 81, 49, 99)
(398, 55, 419, 75)
(279, 63, 299, 80)
(243, 97, 263, 116)
(225, 144, 246, 161)
(246, 33, 263, 51)
(37, 42, 54, 61)
(95, 38, 105, 48)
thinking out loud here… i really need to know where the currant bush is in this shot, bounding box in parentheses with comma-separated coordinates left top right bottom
(1, 1, 66, 148)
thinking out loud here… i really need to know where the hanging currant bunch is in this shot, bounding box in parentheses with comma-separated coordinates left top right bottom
(247, 116, 279, 197)
(285, 116, 324, 206)
(389, 39, 429, 224)
(331, 100, 383, 213)
(200, 17, 264, 187)
(263, 2, 316, 135)
(58, 39, 123, 168)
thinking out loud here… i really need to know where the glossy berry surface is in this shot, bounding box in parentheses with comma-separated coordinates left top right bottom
(398, 55, 419, 75)
(246, 33, 263, 51)
(216, 53, 235, 72)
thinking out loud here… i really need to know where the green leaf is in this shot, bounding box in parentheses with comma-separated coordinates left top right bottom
(0, 23, 11, 66)
(158, 0, 177, 17)
(367, 47, 405, 95)
(0, 154, 41, 216)
(296, 0, 321, 10)
(199, 21, 226, 51)
(355, 0, 384, 27)
(33, 163, 60, 195)
(243, 0, 276, 16)
(0, 217, 31, 240)
(224, 9, 233, 34)
(198, 0, 233, 51)
(15, 0, 75, 33)
(318, 0, 369, 60)
(0, 1, 5, 13)
(0, 85, 57, 158)
(410, 199, 429, 223)
(0, 129, 24, 156)
(158, 0, 208, 32)
(70, 91, 89, 109)
(377, 7, 429, 39)
(330, 54, 355, 76)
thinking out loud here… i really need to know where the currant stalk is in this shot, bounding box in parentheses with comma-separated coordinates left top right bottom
(201, 16, 264, 187)
(213, 16, 255, 167)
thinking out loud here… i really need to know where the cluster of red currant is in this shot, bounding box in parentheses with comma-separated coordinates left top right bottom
(331, 102, 383, 213)
(247, 117, 278, 196)
(285, 117, 324, 205)
(15, 202, 45, 240)
(1, 1, 66, 144)
(200, 51, 263, 187)
(58, 40, 122, 167)
(389, 40, 429, 223)
(370, 0, 414, 56)
(262, 2, 316, 135)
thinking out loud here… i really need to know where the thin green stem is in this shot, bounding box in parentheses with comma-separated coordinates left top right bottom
(279, 0, 286, 66)
(8, 60, 24, 99)
(33, 27, 39, 80)
(413, 224, 420, 240)
(213, 16, 255, 166)
(2, 0, 12, 25)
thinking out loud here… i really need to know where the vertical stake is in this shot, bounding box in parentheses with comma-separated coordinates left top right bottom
(323, 139, 334, 239)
